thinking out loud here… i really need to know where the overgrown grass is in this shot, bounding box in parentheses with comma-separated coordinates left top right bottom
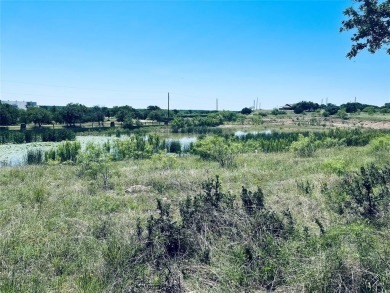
(0, 131, 389, 292)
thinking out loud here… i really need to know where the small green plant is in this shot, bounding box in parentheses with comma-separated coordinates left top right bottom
(56, 140, 81, 163)
(32, 186, 46, 207)
(78, 143, 112, 190)
(26, 149, 44, 165)
(322, 159, 347, 175)
(151, 152, 178, 170)
(240, 186, 264, 214)
(290, 134, 317, 157)
(296, 179, 314, 195)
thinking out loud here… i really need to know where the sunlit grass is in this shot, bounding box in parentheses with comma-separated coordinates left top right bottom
(0, 135, 389, 291)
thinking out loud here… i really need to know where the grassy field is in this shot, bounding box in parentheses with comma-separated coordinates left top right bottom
(0, 124, 390, 292)
(0, 120, 390, 292)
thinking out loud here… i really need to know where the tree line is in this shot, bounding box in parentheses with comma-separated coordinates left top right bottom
(0, 103, 175, 127)
(289, 101, 390, 116)
(1, 100, 390, 127)
(0, 101, 240, 128)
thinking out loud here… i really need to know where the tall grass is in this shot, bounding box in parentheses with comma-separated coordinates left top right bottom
(1, 129, 389, 291)
(44, 140, 81, 163)
(26, 149, 44, 165)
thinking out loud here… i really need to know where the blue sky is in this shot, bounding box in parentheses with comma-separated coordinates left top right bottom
(1, 0, 389, 110)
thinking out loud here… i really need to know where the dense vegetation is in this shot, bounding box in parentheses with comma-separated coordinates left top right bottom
(1, 118, 390, 291)
(1, 101, 390, 291)
(2, 101, 390, 129)
(0, 128, 76, 144)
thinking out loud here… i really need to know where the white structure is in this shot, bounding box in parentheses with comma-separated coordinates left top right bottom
(0, 100, 37, 110)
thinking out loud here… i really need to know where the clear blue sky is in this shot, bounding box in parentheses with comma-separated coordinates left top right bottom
(1, 0, 389, 110)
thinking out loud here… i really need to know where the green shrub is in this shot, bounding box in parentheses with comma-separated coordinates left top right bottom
(322, 159, 347, 175)
(326, 164, 390, 221)
(78, 142, 111, 189)
(26, 149, 44, 165)
(290, 134, 317, 157)
(57, 140, 81, 162)
(192, 136, 239, 167)
(240, 186, 264, 214)
(112, 135, 153, 160)
(165, 140, 181, 154)
(369, 135, 390, 152)
(99, 176, 295, 291)
(151, 152, 178, 170)
(340, 164, 390, 220)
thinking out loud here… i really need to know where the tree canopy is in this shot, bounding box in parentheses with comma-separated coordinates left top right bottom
(26, 107, 52, 127)
(241, 107, 252, 115)
(0, 103, 19, 125)
(340, 0, 390, 58)
(61, 103, 87, 126)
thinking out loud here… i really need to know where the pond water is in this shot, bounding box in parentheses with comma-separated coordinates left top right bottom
(0, 136, 114, 167)
(164, 137, 197, 151)
(0, 130, 271, 167)
(234, 130, 272, 137)
(0, 135, 199, 167)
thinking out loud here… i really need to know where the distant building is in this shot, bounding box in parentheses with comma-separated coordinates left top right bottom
(0, 100, 37, 110)
(279, 104, 295, 110)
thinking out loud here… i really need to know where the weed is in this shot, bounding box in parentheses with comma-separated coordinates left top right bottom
(296, 179, 314, 195)
(26, 149, 44, 165)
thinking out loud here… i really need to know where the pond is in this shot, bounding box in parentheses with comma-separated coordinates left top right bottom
(0, 130, 271, 167)
(234, 130, 272, 137)
(0, 136, 113, 167)
(0, 135, 199, 167)
(164, 137, 197, 152)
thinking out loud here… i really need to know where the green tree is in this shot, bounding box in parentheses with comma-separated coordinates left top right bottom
(336, 108, 348, 119)
(324, 103, 340, 115)
(171, 117, 185, 132)
(26, 107, 52, 127)
(122, 116, 134, 129)
(293, 101, 320, 114)
(0, 103, 19, 125)
(340, 0, 390, 58)
(88, 106, 105, 127)
(61, 103, 87, 126)
(220, 110, 238, 122)
(363, 106, 377, 114)
(18, 109, 28, 124)
(115, 106, 138, 122)
(241, 107, 252, 115)
(147, 105, 161, 111)
(147, 110, 163, 121)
